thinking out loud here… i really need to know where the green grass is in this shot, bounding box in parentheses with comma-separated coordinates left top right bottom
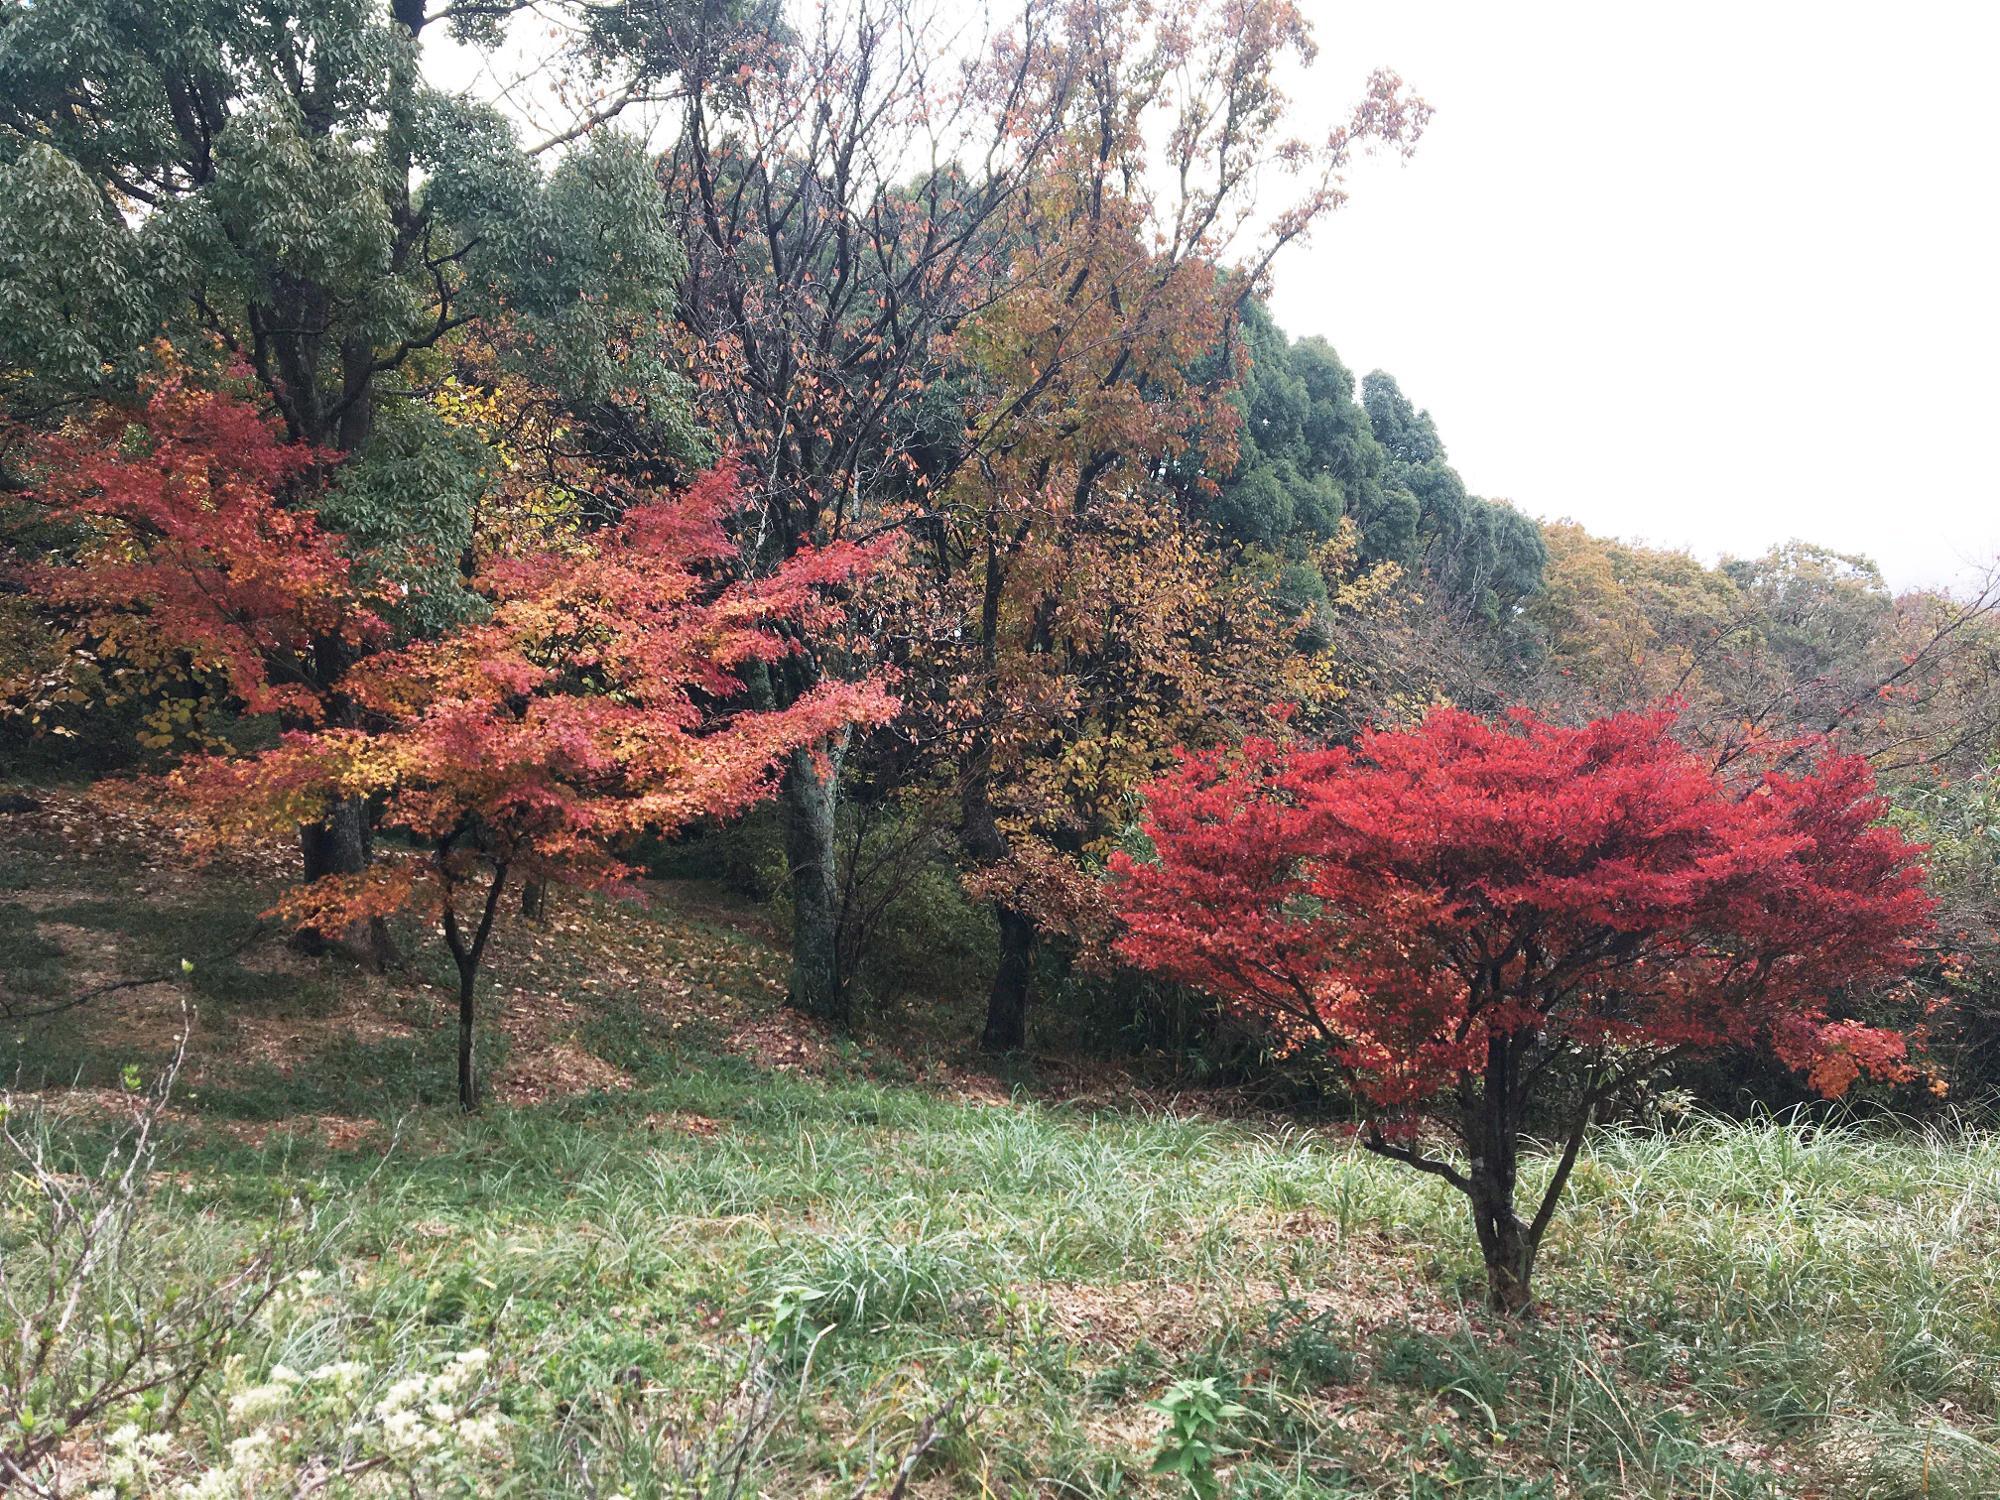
(4, 796, 2000, 1495)
(15, 1080, 2000, 1496)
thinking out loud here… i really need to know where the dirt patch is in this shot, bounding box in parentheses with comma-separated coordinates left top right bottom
(233, 940, 335, 982)
(4, 915, 194, 1050)
(938, 1067, 1015, 1108)
(1037, 1278, 1195, 1351)
(23, 919, 134, 987)
(206, 979, 419, 1079)
(5, 889, 77, 912)
(491, 1040, 633, 1106)
(210, 1113, 386, 1152)
(727, 1009, 834, 1074)
(1034, 1228, 1453, 1363)
(642, 1110, 724, 1137)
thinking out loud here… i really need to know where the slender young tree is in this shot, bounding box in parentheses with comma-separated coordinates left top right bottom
(1112, 708, 1934, 1311)
(171, 464, 896, 1109)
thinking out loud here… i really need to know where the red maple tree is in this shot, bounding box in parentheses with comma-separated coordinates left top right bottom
(1110, 708, 1934, 1310)
(6, 369, 382, 727)
(5, 369, 407, 960)
(173, 465, 897, 1109)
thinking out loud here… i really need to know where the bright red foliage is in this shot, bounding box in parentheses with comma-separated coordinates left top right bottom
(1112, 708, 1934, 1308)
(11, 370, 383, 723)
(1111, 708, 1932, 1110)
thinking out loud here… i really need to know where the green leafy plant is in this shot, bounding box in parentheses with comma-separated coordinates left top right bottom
(1149, 1375, 1250, 1500)
(762, 1284, 830, 1345)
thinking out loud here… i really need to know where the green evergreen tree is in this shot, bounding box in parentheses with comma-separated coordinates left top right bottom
(1362, 369, 1545, 620)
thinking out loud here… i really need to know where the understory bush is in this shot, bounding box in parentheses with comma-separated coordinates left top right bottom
(0, 1046, 311, 1493)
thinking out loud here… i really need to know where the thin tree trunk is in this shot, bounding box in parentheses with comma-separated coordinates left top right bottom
(784, 740, 846, 1022)
(441, 859, 509, 1113)
(520, 879, 547, 923)
(456, 962, 478, 1112)
(979, 906, 1037, 1053)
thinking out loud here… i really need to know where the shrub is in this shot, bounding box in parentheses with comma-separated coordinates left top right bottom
(0, 1042, 310, 1491)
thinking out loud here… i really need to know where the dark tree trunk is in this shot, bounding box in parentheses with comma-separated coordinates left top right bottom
(288, 624, 394, 968)
(958, 725, 1035, 1053)
(456, 961, 478, 1112)
(1468, 1169, 1535, 1314)
(1456, 1029, 1595, 1315)
(784, 741, 846, 1022)
(441, 858, 509, 1113)
(520, 879, 547, 923)
(299, 793, 370, 882)
(979, 906, 1037, 1053)
(294, 795, 395, 969)
(1457, 1026, 1538, 1312)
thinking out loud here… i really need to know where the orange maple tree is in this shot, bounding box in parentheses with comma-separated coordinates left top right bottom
(928, 1, 1428, 1049)
(173, 465, 896, 1109)
(1112, 708, 1934, 1310)
(3, 370, 414, 960)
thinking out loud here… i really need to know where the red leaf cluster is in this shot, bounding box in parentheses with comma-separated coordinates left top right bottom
(11, 370, 383, 720)
(1111, 708, 1934, 1108)
(171, 461, 898, 927)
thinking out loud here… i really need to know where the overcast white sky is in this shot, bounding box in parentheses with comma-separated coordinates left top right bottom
(1267, 1, 2000, 591)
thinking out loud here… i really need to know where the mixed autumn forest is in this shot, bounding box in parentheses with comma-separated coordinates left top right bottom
(3, 1, 1999, 1495)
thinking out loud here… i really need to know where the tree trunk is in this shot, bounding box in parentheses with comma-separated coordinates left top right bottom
(520, 879, 547, 924)
(289, 626, 393, 969)
(441, 860, 508, 1114)
(784, 741, 846, 1022)
(979, 906, 1037, 1053)
(294, 795, 395, 968)
(1469, 1177, 1535, 1314)
(1466, 1029, 1535, 1314)
(457, 961, 478, 1112)
(958, 733, 1032, 1053)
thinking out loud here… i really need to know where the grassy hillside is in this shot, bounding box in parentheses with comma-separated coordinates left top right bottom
(3, 791, 1998, 1498)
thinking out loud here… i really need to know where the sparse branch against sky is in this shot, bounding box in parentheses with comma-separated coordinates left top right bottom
(431, 0, 2000, 592)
